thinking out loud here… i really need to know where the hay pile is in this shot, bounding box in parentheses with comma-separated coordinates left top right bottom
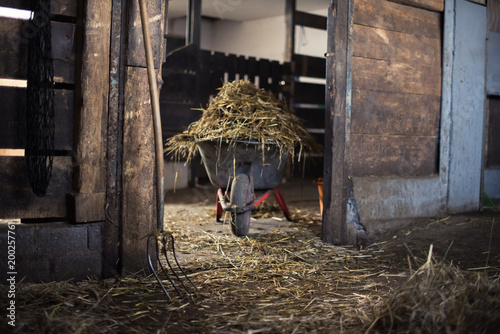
(366, 245, 500, 334)
(165, 80, 322, 162)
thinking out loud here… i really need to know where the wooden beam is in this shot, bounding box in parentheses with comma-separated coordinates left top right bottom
(121, 0, 166, 275)
(284, 0, 296, 62)
(71, 0, 111, 222)
(322, 0, 353, 245)
(388, 0, 444, 12)
(187, 0, 201, 46)
(103, 0, 128, 278)
(294, 11, 327, 30)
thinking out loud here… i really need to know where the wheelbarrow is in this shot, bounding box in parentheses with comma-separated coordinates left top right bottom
(197, 139, 292, 236)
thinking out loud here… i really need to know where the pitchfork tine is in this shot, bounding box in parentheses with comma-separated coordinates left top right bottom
(169, 234, 199, 293)
(147, 234, 172, 301)
(156, 235, 183, 296)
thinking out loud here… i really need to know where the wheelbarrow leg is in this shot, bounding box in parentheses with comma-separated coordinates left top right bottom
(273, 188, 292, 221)
(216, 189, 224, 222)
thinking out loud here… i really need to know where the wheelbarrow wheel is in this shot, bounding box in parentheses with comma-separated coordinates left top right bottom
(230, 173, 252, 236)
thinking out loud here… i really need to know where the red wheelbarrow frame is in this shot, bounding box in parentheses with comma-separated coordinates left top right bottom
(216, 187, 292, 222)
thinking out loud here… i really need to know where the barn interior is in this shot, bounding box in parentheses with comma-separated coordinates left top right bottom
(1, 0, 500, 332)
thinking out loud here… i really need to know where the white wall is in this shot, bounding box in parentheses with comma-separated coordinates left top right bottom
(447, 0, 487, 212)
(168, 8, 328, 62)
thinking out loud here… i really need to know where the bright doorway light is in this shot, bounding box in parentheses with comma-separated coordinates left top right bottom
(0, 6, 33, 20)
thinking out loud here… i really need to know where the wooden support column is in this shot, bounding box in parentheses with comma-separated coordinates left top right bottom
(284, 0, 296, 63)
(322, 0, 353, 245)
(103, 0, 128, 278)
(187, 0, 202, 187)
(70, 0, 111, 223)
(121, 0, 166, 275)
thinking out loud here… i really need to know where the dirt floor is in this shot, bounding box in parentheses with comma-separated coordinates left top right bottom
(1, 178, 499, 333)
(166, 177, 500, 274)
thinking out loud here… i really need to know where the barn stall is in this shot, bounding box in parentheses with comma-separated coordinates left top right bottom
(0, 0, 499, 332)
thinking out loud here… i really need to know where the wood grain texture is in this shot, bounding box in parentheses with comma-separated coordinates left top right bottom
(353, 23, 441, 68)
(389, 0, 444, 12)
(121, 66, 157, 274)
(126, 0, 163, 68)
(74, 0, 111, 195)
(350, 0, 443, 177)
(352, 56, 441, 96)
(354, 0, 442, 39)
(323, 0, 352, 245)
(0, 19, 76, 83)
(351, 89, 441, 136)
(349, 134, 439, 176)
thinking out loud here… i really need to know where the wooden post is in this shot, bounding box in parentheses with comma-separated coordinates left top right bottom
(121, 0, 166, 275)
(284, 0, 296, 63)
(71, 0, 111, 223)
(187, 0, 202, 187)
(322, 0, 353, 245)
(103, 0, 128, 278)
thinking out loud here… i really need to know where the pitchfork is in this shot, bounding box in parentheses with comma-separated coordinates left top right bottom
(139, 0, 197, 300)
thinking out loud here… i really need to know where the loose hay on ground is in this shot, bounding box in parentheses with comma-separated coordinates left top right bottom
(3, 210, 499, 333)
(366, 245, 500, 334)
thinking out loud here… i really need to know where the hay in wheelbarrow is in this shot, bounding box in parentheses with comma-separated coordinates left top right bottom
(165, 80, 322, 163)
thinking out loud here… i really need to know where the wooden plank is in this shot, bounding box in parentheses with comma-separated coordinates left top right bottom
(247, 56, 257, 83)
(351, 89, 441, 136)
(0, 156, 72, 219)
(323, 0, 352, 245)
(352, 56, 441, 96)
(389, 0, 444, 12)
(74, 0, 110, 195)
(258, 58, 271, 90)
(0, 19, 76, 83)
(52, 22, 76, 84)
(1, 0, 78, 16)
(349, 134, 439, 176)
(354, 0, 442, 39)
(0, 18, 27, 80)
(104, 0, 127, 278)
(294, 11, 327, 30)
(0, 87, 74, 150)
(293, 54, 326, 78)
(489, 0, 500, 32)
(226, 54, 238, 82)
(285, 0, 296, 62)
(121, 66, 157, 274)
(209, 51, 225, 91)
(353, 23, 441, 68)
(126, 0, 163, 68)
(487, 97, 500, 167)
(294, 82, 325, 104)
(237, 55, 247, 77)
(270, 60, 281, 94)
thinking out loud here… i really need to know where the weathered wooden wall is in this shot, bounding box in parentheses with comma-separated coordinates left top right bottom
(0, 0, 77, 219)
(350, 0, 443, 177)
